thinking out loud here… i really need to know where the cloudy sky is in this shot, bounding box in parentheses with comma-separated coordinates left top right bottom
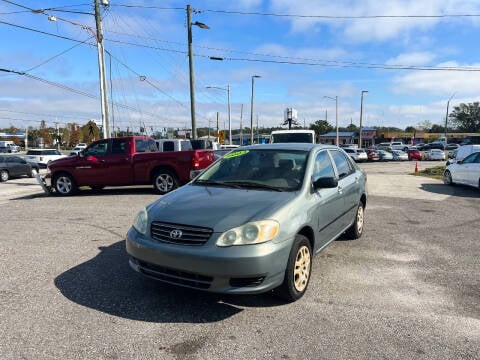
(1, 0, 480, 133)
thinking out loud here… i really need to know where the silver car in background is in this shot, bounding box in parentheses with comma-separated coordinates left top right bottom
(126, 144, 367, 302)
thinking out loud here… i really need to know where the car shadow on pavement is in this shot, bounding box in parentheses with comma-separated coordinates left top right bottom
(54, 240, 284, 323)
(420, 183, 480, 198)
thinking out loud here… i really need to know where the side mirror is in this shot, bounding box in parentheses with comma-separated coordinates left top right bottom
(313, 176, 338, 189)
(457, 160, 463, 165)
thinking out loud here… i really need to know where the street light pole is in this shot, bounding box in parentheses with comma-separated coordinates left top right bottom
(444, 94, 455, 140)
(359, 90, 368, 148)
(324, 96, 338, 145)
(186, 4, 209, 140)
(206, 85, 231, 144)
(250, 75, 261, 144)
(227, 84, 231, 144)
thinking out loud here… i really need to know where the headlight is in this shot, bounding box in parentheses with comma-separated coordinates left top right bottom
(133, 207, 149, 235)
(217, 220, 279, 247)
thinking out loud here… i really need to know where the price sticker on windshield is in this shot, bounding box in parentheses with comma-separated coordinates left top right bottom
(223, 150, 249, 159)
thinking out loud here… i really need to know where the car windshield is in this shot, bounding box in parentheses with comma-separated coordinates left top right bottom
(194, 148, 308, 191)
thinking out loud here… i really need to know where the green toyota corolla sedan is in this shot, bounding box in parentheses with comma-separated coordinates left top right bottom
(126, 143, 367, 302)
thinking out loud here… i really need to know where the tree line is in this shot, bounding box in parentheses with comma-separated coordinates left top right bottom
(2, 102, 479, 147)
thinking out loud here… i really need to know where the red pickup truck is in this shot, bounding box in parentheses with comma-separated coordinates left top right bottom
(44, 136, 214, 195)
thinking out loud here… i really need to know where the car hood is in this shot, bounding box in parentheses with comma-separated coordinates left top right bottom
(47, 154, 78, 166)
(147, 184, 298, 232)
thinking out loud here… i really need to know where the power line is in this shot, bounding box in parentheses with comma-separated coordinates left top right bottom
(105, 51, 188, 109)
(0, 20, 93, 44)
(201, 8, 480, 19)
(24, 36, 95, 72)
(101, 37, 480, 72)
(107, 3, 480, 19)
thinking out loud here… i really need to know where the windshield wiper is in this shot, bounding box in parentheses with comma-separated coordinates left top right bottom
(193, 179, 242, 189)
(223, 181, 285, 192)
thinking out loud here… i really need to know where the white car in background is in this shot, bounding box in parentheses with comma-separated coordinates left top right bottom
(443, 152, 480, 188)
(69, 143, 88, 155)
(24, 149, 67, 168)
(391, 150, 409, 161)
(425, 149, 445, 161)
(343, 148, 368, 162)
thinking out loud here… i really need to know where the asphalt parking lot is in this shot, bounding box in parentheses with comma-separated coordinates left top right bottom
(1, 161, 479, 360)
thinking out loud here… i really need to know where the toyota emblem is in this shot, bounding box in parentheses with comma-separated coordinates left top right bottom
(170, 229, 183, 239)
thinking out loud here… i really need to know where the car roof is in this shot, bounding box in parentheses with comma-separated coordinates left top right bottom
(234, 143, 336, 151)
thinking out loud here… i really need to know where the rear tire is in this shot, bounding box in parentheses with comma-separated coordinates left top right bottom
(275, 235, 312, 302)
(54, 173, 77, 196)
(0, 169, 9, 182)
(153, 169, 179, 195)
(345, 202, 365, 240)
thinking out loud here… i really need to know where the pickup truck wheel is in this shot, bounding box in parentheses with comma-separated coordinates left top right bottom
(153, 170, 179, 194)
(0, 170, 9, 182)
(54, 173, 77, 196)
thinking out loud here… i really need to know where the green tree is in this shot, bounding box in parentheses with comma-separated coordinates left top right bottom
(449, 102, 480, 132)
(81, 120, 100, 142)
(309, 120, 334, 137)
(405, 126, 417, 133)
(429, 124, 445, 133)
(417, 120, 432, 132)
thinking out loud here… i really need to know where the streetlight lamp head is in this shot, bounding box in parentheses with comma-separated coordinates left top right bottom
(252, 75, 261, 79)
(193, 21, 210, 29)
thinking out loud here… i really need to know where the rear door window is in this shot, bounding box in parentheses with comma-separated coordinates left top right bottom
(330, 150, 354, 179)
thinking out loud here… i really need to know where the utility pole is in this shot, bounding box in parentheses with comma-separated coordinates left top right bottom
(359, 90, 368, 148)
(250, 75, 261, 144)
(55, 122, 60, 150)
(186, 5, 209, 140)
(239, 104, 244, 146)
(94, 0, 109, 139)
(186, 5, 196, 140)
(25, 126, 29, 150)
(227, 84, 231, 145)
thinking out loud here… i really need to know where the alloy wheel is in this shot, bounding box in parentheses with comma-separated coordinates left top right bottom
(293, 245, 311, 292)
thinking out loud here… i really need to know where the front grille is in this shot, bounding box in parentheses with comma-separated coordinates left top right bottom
(135, 258, 213, 289)
(151, 221, 213, 246)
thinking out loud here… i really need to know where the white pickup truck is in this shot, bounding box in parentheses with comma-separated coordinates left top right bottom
(155, 139, 193, 152)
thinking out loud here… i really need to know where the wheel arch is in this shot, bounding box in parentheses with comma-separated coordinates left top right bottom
(360, 193, 367, 209)
(150, 165, 178, 182)
(297, 226, 315, 253)
(52, 170, 75, 183)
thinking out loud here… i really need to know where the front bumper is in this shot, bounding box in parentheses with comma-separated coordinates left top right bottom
(35, 173, 52, 194)
(126, 227, 292, 294)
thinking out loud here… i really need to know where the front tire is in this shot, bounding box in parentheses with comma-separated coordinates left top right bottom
(54, 173, 77, 195)
(443, 170, 453, 185)
(0, 169, 9, 182)
(345, 202, 365, 240)
(275, 235, 312, 302)
(153, 169, 179, 194)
